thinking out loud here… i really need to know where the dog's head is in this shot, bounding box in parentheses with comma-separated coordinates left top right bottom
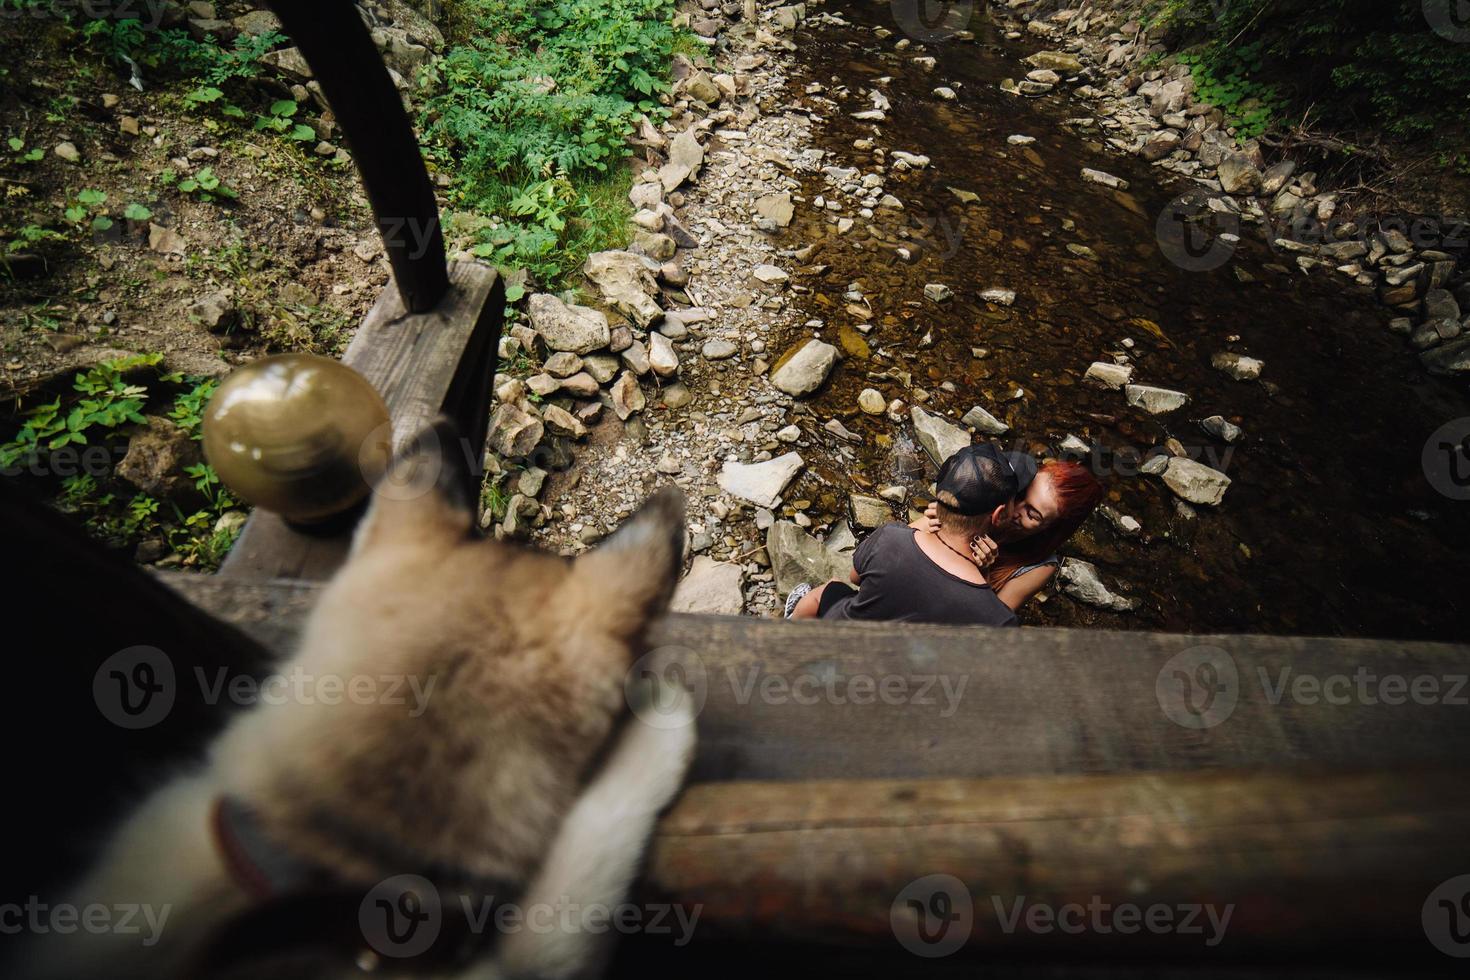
(224, 417, 686, 885)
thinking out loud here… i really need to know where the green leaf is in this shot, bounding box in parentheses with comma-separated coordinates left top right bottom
(290, 124, 316, 141)
(123, 203, 153, 221)
(76, 188, 107, 206)
(91, 216, 114, 232)
(270, 99, 299, 117)
(7, 137, 22, 151)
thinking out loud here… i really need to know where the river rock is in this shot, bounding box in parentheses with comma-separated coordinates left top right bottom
(1081, 168, 1129, 190)
(754, 191, 794, 227)
(766, 520, 855, 594)
(1125, 384, 1189, 414)
(719, 452, 804, 508)
(911, 406, 971, 465)
(1201, 415, 1243, 443)
(1058, 558, 1138, 612)
(1217, 152, 1263, 196)
(610, 371, 645, 419)
(584, 251, 661, 327)
(849, 494, 890, 529)
(648, 332, 680, 377)
(981, 287, 1016, 306)
(671, 556, 746, 616)
(1162, 457, 1231, 506)
(752, 264, 789, 284)
(1211, 351, 1263, 381)
(542, 404, 587, 438)
(961, 404, 1009, 435)
(1421, 335, 1470, 375)
(702, 338, 738, 360)
(924, 283, 953, 302)
(116, 417, 201, 498)
(488, 403, 544, 458)
(770, 339, 837, 396)
(858, 388, 886, 414)
(527, 293, 610, 354)
(1141, 130, 1181, 161)
(1026, 50, 1083, 72)
(1084, 361, 1133, 388)
(659, 126, 704, 191)
(542, 351, 583, 378)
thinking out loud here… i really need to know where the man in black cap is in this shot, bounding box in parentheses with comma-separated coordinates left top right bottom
(786, 444, 1021, 626)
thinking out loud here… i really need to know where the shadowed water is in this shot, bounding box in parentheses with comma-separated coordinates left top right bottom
(772, 4, 1470, 639)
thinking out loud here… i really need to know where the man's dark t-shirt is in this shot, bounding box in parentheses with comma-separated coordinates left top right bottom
(819, 523, 1019, 627)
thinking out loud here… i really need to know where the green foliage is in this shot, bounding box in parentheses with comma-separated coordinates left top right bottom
(1154, 1, 1470, 151)
(253, 99, 316, 141)
(176, 167, 239, 203)
(0, 353, 160, 467)
(423, 0, 680, 286)
(7, 136, 45, 163)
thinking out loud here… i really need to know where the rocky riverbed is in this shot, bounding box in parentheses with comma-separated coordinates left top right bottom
(487, 1, 1470, 640)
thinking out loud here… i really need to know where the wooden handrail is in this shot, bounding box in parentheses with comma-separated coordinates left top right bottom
(265, 0, 449, 312)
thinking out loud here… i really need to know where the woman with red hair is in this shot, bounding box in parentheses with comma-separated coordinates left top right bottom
(914, 456, 1104, 612)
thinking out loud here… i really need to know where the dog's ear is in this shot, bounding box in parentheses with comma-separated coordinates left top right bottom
(351, 416, 476, 555)
(563, 486, 686, 638)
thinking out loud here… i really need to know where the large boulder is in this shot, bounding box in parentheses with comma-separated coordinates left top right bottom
(583, 251, 662, 328)
(769, 339, 837, 396)
(766, 520, 856, 594)
(670, 556, 746, 616)
(718, 453, 804, 508)
(910, 406, 970, 466)
(527, 293, 610, 354)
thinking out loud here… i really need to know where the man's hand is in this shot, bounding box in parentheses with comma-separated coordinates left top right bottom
(923, 501, 942, 533)
(970, 534, 999, 570)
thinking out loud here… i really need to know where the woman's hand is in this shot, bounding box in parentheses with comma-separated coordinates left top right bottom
(970, 534, 999, 570)
(923, 501, 942, 534)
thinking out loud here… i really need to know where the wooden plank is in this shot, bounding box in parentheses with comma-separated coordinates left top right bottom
(157, 575, 1470, 780)
(219, 261, 503, 582)
(638, 768, 1470, 960)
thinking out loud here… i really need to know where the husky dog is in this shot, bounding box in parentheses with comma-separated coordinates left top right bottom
(21, 419, 697, 979)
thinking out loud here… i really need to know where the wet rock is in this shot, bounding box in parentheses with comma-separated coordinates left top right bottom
(933, 86, 956, 100)
(1081, 168, 1129, 190)
(1211, 351, 1263, 381)
(892, 151, 931, 169)
(1125, 384, 1189, 414)
(610, 371, 646, 419)
(825, 418, 862, 443)
(777, 424, 802, 443)
(911, 406, 970, 465)
(527, 293, 611, 354)
(1007, 134, 1036, 145)
(1424, 288, 1461, 323)
(718, 452, 804, 508)
(849, 494, 890, 529)
(858, 388, 886, 414)
(1058, 558, 1137, 612)
(671, 556, 746, 616)
(488, 403, 544, 457)
(1026, 50, 1083, 72)
(1162, 457, 1231, 506)
(923, 283, 953, 302)
(769, 338, 837, 396)
(981, 287, 1016, 306)
(1084, 361, 1133, 388)
(1217, 153, 1263, 196)
(754, 191, 794, 227)
(117, 417, 202, 499)
(766, 520, 855, 594)
(1201, 415, 1243, 443)
(961, 404, 1009, 435)
(584, 251, 662, 327)
(1098, 506, 1142, 538)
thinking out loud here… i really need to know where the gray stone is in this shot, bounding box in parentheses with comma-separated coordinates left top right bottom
(754, 192, 794, 227)
(187, 290, 237, 333)
(584, 251, 662, 327)
(858, 388, 886, 414)
(1211, 351, 1263, 381)
(911, 406, 970, 465)
(1058, 558, 1137, 612)
(1125, 384, 1189, 414)
(1200, 415, 1243, 443)
(1084, 361, 1133, 388)
(583, 355, 619, 385)
(769, 339, 838, 397)
(849, 494, 890, 529)
(1081, 168, 1129, 190)
(671, 556, 746, 616)
(648, 331, 680, 377)
(718, 452, 804, 508)
(1217, 153, 1262, 196)
(621, 338, 650, 376)
(1421, 335, 1470, 376)
(924, 283, 953, 302)
(527, 293, 610, 354)
(610, 371, 646, 420)
(659, 126, 704, 192)
(766, 520, 855, 594)
(1162, 457, 1231, 506)
(961, 404, 1009, 435)
(542, 351, 583, 378)
(702, 338, 739, 360)
(117, 417, 201, 499)
(487, 404, 544, 458)
(752, 264, 789, 284)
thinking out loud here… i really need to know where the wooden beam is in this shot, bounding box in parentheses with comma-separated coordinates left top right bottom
(158, 575, 1470, 780)
(264, 0, 448, 311)
(220, 261, 503, 582)
(638, 768, 1470, 960)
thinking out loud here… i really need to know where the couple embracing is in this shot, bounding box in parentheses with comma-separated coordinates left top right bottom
(786, 444, 1102, 626)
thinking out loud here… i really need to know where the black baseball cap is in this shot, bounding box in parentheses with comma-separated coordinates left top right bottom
(936, 444, 1020, 516)
(1002, 450, 1039, 495)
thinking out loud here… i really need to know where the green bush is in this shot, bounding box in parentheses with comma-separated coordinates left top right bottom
(422, 0, 682, 287)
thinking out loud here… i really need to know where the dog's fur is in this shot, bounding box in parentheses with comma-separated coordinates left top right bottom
(20, 419, 696, 979)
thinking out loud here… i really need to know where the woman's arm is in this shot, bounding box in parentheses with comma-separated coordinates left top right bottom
(995, 564, 1056, 611)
